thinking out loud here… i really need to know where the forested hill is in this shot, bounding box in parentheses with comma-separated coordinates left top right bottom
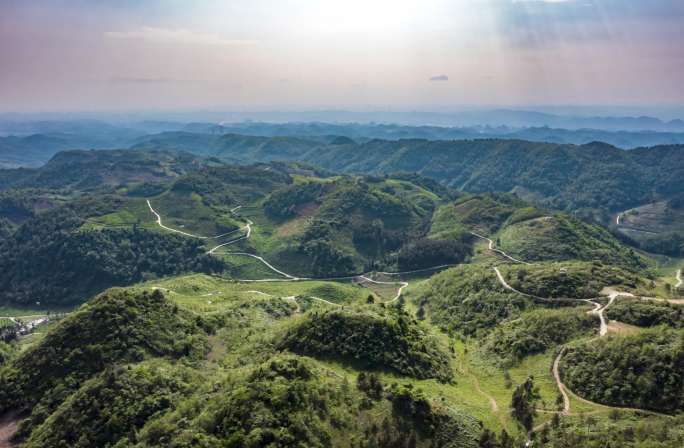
(131, 133, 684, 220)
(0, 149, 211, 191)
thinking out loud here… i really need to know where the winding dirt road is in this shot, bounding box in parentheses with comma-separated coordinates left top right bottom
(206, 219, 253, 254)
(0, 411, 19, 448)
(147, 200, 245, 240)
(358, 275, 409, 304)
(470, 232, 531, 265)
(147, 198, 449, 302)
(491, 263, 669, 421)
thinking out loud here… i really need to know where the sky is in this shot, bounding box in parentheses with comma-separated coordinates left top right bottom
(1, 0, 683, 112)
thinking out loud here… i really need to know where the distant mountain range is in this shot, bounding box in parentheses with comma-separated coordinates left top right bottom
(3, 117, 684, 169)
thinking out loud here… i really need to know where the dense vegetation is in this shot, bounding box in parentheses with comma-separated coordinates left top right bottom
(0, 200, 224, 305)
(606, 300, 684, 328)
(24, 361, 199, 448)
(131, 133, 684, 222)
(501, 261, 647, 299)
(536, 412, 684, 448)
(498, 214, 646, 269)
(0, 149, 207, 192)
(561, 330, 684, 412)
(416, 265, 532, 337)
(0, 289, 209, 434)
(281, 307, 453, 381)
(132, 355, 479, 448)
(1, 144, 682, 446)
(262, 175, 471, 275)
(1, 226, 223, 306)
(483, 309, 596, 366)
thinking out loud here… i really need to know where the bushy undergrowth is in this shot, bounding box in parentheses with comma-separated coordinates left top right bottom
(281, 307, 453, 381)
(561, 330, 684, 412)
(0, 289, 209, 433)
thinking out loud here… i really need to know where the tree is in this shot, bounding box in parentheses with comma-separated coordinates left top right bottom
(511, 376, 539, 430)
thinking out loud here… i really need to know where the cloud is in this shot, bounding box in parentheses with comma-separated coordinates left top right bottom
(104, 27, 257, 46)
(109, 77, 202, 85)
(511, 0, 575, 3)
(429, 75, 449, 82)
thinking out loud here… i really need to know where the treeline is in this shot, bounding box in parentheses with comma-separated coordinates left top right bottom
(397, 237, 471, 271)
(133, 132, 684, 221)
(500, 214, 647, 270)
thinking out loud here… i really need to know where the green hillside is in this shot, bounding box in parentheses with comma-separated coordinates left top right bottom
(23, 361, 199, 448)
(131, 133, 684, 222)
(0, 289, 210, 434)
(2, 149, 684, 447)
(561, 329, 684, 412)
(497, 214, 646, 268)
(281, 306, 453, 381)
(0, 200, 224, 306)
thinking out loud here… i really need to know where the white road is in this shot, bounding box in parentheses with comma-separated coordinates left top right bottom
(148, 197, 457, 302)
(219, 252, 303, 280)
(676, 269, 682, 289)
(470, 232, 531, 265)
(147, 200, 245, 240)
(206, 219, 252, 254)
(358, 275, 409, 304)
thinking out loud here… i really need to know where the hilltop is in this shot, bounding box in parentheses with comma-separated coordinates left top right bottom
(129, 133, 684, 222)
(0, 147, 683, 447)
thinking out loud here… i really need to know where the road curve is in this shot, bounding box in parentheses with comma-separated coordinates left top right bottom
(147, 199, 245, 240)
(220, 252, 303, 280)
(358, 275, 409, 304)
(552, 348, 571, 415)
(206, 219, 252, 254)
(470, 232, 531, 265)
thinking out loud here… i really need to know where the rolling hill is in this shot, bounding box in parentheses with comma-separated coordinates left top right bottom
(130, 133, 684, 222)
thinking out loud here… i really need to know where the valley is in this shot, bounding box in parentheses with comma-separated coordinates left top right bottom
(3, 1, 684, 445)
(0, 148, 683, 448)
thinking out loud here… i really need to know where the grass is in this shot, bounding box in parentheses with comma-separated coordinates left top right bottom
(133, 273, 372, 315)
(0, 317, 16, 329)
(0, 305, 73, 318)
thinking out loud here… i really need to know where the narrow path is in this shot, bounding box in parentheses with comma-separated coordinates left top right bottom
(147, 200, 245, 240)
(551, 348, 673, 418)
(493, 267, 593, 306)
(358, 275, 409, 304)
(552, 348, 571, 416)
(148, 198, 453, 301)
(244, 290, 339, 309)
(470, 232, 531, 265)
(206, 219, 252, 254)
(376, 264, 456, 276)
(676, 269, 682, 289)
(472, 372, 499, 413)
(491, 262, 667, 421)
(0, 411, 19, 448)
(217, 252, 303, 280)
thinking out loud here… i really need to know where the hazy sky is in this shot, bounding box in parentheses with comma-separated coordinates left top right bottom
(1, 0, 683, 112)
